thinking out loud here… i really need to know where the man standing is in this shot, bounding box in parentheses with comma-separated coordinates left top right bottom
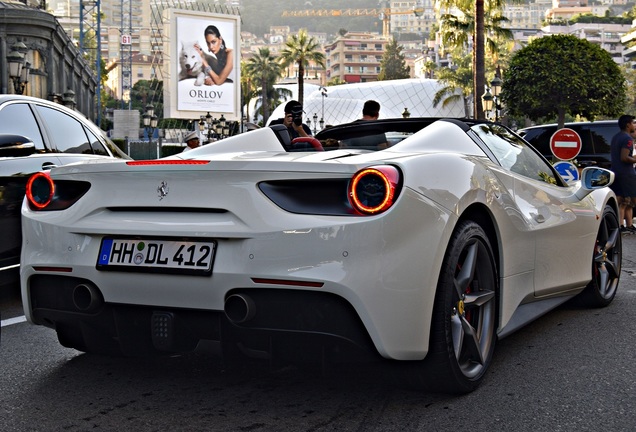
(269, 100, 312, 139)
(610, 114, 636, 233)
(182, 131, 201, 152)
(341, 100, 388, 150)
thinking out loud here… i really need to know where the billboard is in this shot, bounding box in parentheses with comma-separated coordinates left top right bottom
(163, 10, 240, 120)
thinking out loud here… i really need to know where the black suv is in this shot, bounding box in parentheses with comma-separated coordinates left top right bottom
(518, 120, 617, 169)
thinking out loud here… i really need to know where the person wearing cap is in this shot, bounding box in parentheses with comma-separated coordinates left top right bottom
(269, 100, 312, 139)
(610, 114, 636, 234)
(183, 131, 201, 152)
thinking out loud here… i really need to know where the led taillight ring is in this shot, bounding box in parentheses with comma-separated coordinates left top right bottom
(26, 171, 55, 209)
(349, 165, 400, 215)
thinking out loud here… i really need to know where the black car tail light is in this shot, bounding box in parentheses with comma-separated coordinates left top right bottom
(348, 165, 401, 215)
(26, 172, 90, 211)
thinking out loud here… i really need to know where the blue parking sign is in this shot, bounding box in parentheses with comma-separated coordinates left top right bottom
(553, 161, 579, 184)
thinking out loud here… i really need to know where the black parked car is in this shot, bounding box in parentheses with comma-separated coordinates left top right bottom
(518, 120, 617, 169)
(0, 95, 130, 287)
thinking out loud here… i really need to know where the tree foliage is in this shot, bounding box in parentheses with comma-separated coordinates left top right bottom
(622, 64, 636, 115)
(243, 47, 285, 124)
(433, 52, 474, 116)
(501, 35, 626, 128)
(377, 39, 410, 81)
(279, 29, 326, 106)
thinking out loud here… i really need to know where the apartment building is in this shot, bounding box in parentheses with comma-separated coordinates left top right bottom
(324, 32, 388, 84)
(541, 22, 632, 64)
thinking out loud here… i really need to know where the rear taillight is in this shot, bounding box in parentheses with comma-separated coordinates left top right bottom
(348, 165, 401, 215)
(26, 172, 55, 209)
(26, 172, 90, 211)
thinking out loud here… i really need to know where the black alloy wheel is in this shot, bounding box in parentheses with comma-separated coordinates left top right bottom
(413, 220, 498, 394)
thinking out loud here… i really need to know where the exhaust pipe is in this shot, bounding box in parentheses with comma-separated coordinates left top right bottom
(225, 294, 256, 324)
(72, 283, 102, 312)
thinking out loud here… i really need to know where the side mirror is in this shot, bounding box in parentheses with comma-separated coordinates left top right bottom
(0, 134, 36, 157)
(569, 167, 614, 202)
(581, 166, 613, 189)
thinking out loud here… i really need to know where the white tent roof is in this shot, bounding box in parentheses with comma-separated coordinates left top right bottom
(265, 78, 465, 127)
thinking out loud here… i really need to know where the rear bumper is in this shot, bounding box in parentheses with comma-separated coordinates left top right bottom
(28, 274, 377, 358)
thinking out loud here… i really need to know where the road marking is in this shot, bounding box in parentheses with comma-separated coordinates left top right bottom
(1, 316, 26, 327)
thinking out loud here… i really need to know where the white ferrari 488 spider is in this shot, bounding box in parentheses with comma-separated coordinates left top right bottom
(20, 118, 621, 394)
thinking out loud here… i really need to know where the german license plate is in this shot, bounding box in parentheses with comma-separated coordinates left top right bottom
(96, 238, 216, 276)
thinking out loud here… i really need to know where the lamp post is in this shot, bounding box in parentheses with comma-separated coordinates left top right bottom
(199, 113, 212, 143)
(143, 103, 158, 147)
(481, 88, 493, 119)
(489, 67, 503, 122)
(320, 86, 327, 126)
(219, 115, 226, 139)
(312, 113, 318, 134)
(402, 107, 411, 118)
(198, 116, 206, 140)
(7, 42, 30, 95)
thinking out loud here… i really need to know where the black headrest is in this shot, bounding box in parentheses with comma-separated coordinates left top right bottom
(269, 124, 292, 150)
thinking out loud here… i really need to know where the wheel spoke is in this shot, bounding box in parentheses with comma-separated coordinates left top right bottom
(464, 290, 495, 308)
(602, 226, 618, 252)
(451, 311, 484, 365)
(454, 242, 477, 298)
(596, 264, 610, 297)
(458, 314, 485, 365)
(451, 312, 464, 359)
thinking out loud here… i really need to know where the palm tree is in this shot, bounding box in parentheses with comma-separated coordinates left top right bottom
(278, 29, 326, 106)
(438, 0, 513, 118)
(244, 47, 284, 124)
(252, 87, 293, 123)
(240, 60, 258, 124)
(432, 52, 474, 116)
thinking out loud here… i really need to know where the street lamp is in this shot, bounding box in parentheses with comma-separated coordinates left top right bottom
(7, 42, 30, 95)
(312, 113, 318, 134)
(143, 103, 158, 146)
(320, 86, 328, 123)
(219, 114, 226, 139)
(199, 114, 213, 143)
(489, 67, 503, 122)
(402, 107, 411, 118)
(481, 88, 493, 119)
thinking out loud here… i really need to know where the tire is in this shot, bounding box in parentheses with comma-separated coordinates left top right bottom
(412, 220, 498, 394)
(575, 205, 621, 308)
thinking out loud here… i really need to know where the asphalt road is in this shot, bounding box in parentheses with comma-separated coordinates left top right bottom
(2, 237, 636, 431)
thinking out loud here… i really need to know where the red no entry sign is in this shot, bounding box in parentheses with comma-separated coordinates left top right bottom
(550, 128, 582, 160)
